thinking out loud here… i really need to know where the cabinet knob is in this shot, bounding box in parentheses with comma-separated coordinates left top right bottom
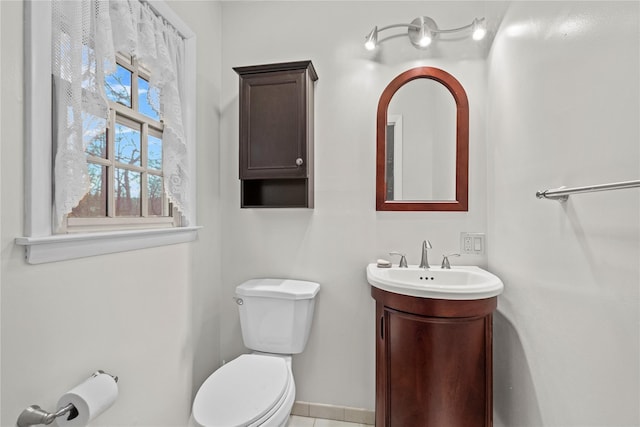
(295, 158, 304, 166)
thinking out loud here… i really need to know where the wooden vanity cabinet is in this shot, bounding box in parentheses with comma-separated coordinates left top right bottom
(371, 287, 496, 427)
(233, 61, 318, 208)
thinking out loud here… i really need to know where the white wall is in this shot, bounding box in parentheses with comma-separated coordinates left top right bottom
(219, 1, 492, 410)
(487, 2, 639, 426)
(0, 1, 222, 425)
(165, 0, 224, 403)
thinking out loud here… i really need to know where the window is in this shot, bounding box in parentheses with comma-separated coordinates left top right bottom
(65, 55, 179, 233)
(17, 0, 199, 264)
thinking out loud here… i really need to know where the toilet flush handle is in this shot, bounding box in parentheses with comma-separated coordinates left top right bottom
(233, 297, 243, 305)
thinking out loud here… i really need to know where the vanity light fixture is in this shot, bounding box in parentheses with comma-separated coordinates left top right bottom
(364, 16, 487, 50)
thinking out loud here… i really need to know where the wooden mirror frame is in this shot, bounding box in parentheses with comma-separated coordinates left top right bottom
(376, 67, 469, 211)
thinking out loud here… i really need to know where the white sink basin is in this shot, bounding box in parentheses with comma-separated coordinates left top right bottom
(366, 263, 504, 300)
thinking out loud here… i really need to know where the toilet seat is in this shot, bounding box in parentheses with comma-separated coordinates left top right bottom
(192, 354, 292, 427)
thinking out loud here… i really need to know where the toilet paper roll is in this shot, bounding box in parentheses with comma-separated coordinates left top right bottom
(55, 373, 118, 427)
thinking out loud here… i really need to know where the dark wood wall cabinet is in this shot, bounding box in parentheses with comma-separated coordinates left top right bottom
(371, 286, 496, 427)
(234, 60, 318, 208)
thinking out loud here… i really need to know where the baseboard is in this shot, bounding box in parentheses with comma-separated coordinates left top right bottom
(291, 401, 375, 425)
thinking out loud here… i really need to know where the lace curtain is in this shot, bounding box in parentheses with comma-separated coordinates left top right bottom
(51, 0, 189, 231)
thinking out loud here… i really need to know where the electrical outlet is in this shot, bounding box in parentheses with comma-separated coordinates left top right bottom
(460, 232, 485, 255)
(463, 235, 473, 252)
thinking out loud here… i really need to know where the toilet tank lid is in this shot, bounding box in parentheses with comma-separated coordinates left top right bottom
(236, 278, 320, 300)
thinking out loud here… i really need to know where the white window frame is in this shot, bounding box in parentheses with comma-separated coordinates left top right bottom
(16, 0, 199, 264)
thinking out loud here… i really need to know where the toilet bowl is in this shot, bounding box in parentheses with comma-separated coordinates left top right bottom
(191, 279, 320, 427)
(192, 354, 295, 427)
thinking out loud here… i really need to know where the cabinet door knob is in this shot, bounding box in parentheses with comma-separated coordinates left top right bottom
(295, 158, 304, 166)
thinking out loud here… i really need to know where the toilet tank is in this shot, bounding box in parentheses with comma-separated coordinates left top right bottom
(235, 279, 320, 354)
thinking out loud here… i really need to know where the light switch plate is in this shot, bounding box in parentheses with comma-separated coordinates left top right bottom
(461, 232, 485, 255)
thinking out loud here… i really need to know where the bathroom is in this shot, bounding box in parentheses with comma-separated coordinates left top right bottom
(1, 0, 638, 426)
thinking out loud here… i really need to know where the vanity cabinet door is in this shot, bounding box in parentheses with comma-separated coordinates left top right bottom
(373, 287, 495, 427)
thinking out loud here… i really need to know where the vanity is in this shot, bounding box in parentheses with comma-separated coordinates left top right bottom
(367, 264, 503, 427)
(369, 63, 501, 425)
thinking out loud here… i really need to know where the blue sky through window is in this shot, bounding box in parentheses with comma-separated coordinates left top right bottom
(115, 123, 141, 167)
(148, 134, 162, 170)
(104, 65, 160, 122)
(138, 77, 160, 121)
(105, 64, 132, 107)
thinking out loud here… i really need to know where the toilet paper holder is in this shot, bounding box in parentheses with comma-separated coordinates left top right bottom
(16, 371, 118, 427)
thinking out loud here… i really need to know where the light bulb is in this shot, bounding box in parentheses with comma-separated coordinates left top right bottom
(365, 27, 378, 50)
(472, 18, 487, 41)
(419, 35, 432, 47)
(418, 26, 432, 47)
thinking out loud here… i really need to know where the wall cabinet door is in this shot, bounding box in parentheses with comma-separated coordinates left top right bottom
(373, 287, 495, 427)
(239, 70, 308, 179)
(234, 61, 318, 208)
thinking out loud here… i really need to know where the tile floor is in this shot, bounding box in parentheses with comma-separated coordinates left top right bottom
(286, 415, 373, 427)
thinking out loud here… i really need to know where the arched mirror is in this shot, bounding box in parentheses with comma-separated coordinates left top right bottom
(376, 67, 469, 211)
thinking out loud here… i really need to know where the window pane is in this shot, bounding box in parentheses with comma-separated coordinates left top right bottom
(83, 112, 107, 158)
(81, 45, 97, 90)
(105, 64, 132, 107)
(70, 163, 107, 217)
(148, 174, 164, 216)
(138, 77, 160, 121)
(115, 168, 141, 216)
(115, 122, 141, 166)
(148, 134, 162, 170)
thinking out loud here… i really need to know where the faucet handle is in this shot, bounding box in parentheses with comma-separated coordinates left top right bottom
(441, 253, 460, 269)
(423, 240, 433, 249)
(389, 252, 408, 268)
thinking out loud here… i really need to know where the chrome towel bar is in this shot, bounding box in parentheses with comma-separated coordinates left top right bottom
(536, 179, 640, 201)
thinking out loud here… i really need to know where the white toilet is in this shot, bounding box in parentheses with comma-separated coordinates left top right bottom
(191, 278, 320, 427)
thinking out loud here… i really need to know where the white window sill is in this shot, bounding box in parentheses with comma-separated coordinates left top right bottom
(15, 226, 201, 264)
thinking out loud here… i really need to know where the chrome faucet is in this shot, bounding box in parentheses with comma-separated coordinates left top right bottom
(419, 240, 432, 269)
